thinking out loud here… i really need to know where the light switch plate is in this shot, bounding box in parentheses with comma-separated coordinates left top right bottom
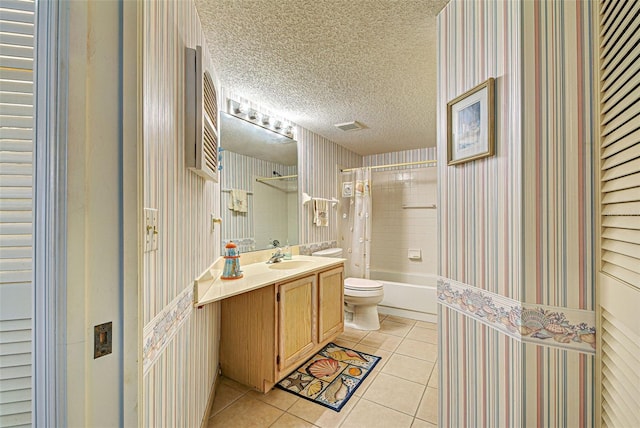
(94, 321, 113, 359)
(144, 208, 158, 252)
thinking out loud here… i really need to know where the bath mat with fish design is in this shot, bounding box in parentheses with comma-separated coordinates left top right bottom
(276, 342, 381, 412)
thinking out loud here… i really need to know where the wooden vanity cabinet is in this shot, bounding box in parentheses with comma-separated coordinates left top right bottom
(219, 265, 344, 393)
(318, 267, 344, 342)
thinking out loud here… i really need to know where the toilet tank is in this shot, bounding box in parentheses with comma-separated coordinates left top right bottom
(311, 248, 343, 257)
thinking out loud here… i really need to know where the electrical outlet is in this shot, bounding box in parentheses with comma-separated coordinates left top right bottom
(94, 322, 113, 359)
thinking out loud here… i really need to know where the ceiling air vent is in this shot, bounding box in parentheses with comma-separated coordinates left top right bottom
(185, 45, 219, 182)
(335, 121, 365, 132)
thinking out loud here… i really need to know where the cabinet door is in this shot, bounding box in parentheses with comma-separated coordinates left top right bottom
(278, 275, 317, 373)
(318, 266, 344, 342)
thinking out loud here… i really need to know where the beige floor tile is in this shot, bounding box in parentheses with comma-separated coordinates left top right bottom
(405, 326, 438, 344)
(411, 417, 437, 428)
(353, 371, 378, 397)
(362, 373, 425, 416)
(287, 395, 360, 428)
(246, 387, 299, 411)
(341, 399, 413, 428)
(415, 321, 437, 330)
(270, 412, 317, 428)
(209, 383, 245, 416)
(428, 364, 438, 388)
(384, 315, 417, 326)
(415, 387, 438, 424)
(208, 395, 283, 427)
(378, 319, 413, 337)
(339, 328, 369, 343)
(395, 338, 438, 362)
(378, 314, 388, 322)
(359, 331, 402, 351)
(380, 354, 434, 385)
(333, 337, 358, 349)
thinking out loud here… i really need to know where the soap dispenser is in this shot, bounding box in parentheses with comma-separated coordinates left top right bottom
(284, 241, 292, 260)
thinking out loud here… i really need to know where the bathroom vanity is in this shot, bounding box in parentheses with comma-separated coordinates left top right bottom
(194, 255, 345, 392)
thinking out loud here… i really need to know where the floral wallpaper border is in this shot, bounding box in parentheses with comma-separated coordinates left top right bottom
(438, 278, 596, 354)
(143, 286, 194, 374)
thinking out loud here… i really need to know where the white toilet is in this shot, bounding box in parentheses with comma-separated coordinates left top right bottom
(311, 248, 384, 330)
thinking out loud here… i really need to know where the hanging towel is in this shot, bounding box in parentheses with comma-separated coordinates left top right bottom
(228, 189, 248, 213)
(313, 199, 329, 227)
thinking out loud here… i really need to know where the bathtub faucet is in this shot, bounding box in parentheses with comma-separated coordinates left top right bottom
(267, 248, 285, 264)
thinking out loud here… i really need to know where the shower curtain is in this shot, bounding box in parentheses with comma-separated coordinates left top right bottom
(342, 167, 372, 279)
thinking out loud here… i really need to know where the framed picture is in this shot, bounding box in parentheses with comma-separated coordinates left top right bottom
(447, 78, 495, 166)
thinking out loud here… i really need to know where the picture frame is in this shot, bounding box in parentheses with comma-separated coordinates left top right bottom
(447, 78, 495, 166)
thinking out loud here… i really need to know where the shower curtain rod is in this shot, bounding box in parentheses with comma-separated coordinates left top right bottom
(255, 174, 298, 182)
(341, 160, 437, 172)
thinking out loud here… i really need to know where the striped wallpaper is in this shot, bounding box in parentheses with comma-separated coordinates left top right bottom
(521, 1, 597, 425)
(297, 127, 362, 245)
(437, 0, 523, 298)
(437, 0, 597, 426)
(522, 0, 597, 311)
(439, 306, 523, 428)
(142, 0, 220, 426)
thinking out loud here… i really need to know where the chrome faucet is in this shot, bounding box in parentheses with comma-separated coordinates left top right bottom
(266, 248, 285, 264)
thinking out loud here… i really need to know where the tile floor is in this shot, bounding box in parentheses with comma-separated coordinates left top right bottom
(208, 314, 438, 428)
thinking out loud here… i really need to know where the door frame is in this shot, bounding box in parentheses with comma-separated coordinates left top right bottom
(33, 0, 69, 426)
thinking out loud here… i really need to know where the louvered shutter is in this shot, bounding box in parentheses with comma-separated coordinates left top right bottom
(0, 0, 35, 427)
(598, 1, 640, 427)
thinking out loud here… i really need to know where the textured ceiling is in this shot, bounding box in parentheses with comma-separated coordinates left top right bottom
(196, 0, 449, 156)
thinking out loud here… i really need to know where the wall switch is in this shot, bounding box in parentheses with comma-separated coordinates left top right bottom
(94, 322, 113, 359)
(144, 208, 158, 252)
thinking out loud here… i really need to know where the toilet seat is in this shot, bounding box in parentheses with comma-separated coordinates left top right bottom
(344, 277, 383, 297)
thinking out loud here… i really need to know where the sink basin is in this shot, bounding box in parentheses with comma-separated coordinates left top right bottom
(268, 260, 314, 270)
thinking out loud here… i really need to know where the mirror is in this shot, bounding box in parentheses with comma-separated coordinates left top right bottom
(219, 112, 298, 253)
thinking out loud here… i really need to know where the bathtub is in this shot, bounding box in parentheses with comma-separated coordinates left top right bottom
(369, 271, 438, 323)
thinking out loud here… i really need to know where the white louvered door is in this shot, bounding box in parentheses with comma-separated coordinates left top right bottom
(0, 1, 35, 427)
(598, 1, 640, 427)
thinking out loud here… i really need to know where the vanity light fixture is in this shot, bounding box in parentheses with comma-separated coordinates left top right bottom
(228, 99, 295, 140)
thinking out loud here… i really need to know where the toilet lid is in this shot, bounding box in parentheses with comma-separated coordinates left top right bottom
(344, 277, 383, 291)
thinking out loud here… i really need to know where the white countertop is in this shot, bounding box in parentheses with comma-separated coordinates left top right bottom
(194, 255, 345, 307)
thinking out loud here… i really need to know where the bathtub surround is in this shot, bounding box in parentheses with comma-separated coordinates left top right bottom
(371, 272, 438, 323)
(365, 148, 437, 278)
(142, 1, 220, 426)
(437, 0, 597, 426)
